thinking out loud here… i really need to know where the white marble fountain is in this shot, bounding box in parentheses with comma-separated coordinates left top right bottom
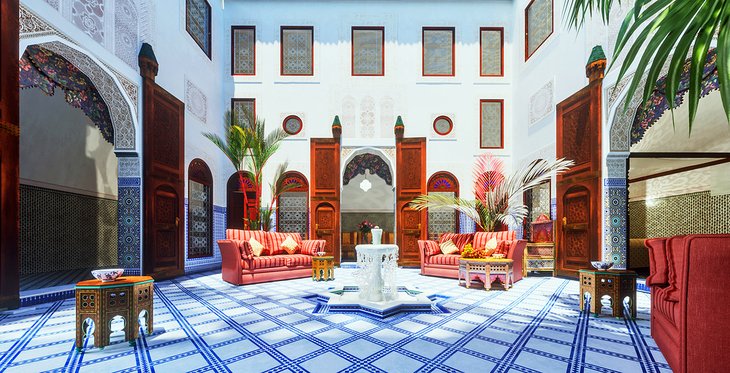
(323, 244, 434, 318)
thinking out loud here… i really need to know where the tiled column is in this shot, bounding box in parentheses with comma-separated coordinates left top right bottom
(117, 156, 142, 274)
(604, 154, 629, 269)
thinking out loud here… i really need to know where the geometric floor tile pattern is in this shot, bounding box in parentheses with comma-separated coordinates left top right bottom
(0, 268, 671, 372)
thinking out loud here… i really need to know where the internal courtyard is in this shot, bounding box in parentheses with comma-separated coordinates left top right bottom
(0, 0, 729, 372)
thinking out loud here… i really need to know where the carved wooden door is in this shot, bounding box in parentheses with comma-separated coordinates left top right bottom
(556, 79, 602, 278)
(141, 50, 185, 280)
(0, 0, 20, 309)
(396, 137, 427, 266)
(310, 138, 340, 263)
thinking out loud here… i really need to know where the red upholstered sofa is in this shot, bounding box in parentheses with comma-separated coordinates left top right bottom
(218, 229, 326, 285)
(645, 234, 730, 373)
(417, 231, 526, 284)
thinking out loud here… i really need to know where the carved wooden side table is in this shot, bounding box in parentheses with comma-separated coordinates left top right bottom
(312, 256, 335, 281)
(75, 276, 154, 350)
(579, 269, 637, 318)
(458, 258, 513, 291)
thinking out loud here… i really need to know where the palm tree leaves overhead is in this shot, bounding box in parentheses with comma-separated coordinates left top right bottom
(410, 155, 573, 232)
(565, 0, 730, 134)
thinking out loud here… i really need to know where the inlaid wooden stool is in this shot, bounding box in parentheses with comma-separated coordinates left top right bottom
(312, 256, 335, 281)
(75, 276, 154, 350)
(579, 269, 636, 318)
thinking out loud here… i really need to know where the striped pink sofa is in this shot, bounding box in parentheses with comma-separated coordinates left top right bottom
(218, 229, 326, 285)
(418, 231, 526, 283)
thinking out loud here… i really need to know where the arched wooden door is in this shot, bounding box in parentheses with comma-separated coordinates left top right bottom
(227, 171, 257, 230)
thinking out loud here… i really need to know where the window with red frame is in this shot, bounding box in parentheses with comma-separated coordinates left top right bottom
(480, 99, 504, 149)
(282, 115, 303, 135)
(480, 27, 504, 77)
(281, 26, 314, 76)
(188, 159, 213, 258)
(525, 0, 554, 60)
(231, 98, 255, 127)
(232, 26, 255, 75)
(423, 27, 455, 76)
(433, 116, 453, 136)
(352, 27, 384, 76)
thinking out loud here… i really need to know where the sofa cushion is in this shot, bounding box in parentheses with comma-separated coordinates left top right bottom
(645, 238, 669, 287)
(423, 240, 440, 257)
(496, 240, 512, 256)
(285, 254, 312, 267)
(301, 240, 324, 256)
(249, 237, 265, 257)
(227, 229, 268, 245)
(440, 240, 460, 255)
(427, 254, 461, 266)
(473, 231, 516, 250)
(267, 232, 303, 256)
(252, 256, 288, 269)
(229, 240, 253, 260)
(439, 233, 473, 251)
(282, 236, 300, 254)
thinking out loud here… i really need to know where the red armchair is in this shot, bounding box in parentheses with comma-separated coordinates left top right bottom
(645, 234, 730, 373)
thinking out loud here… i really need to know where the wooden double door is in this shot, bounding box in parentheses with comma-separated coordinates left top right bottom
(310, 136, 427, 266)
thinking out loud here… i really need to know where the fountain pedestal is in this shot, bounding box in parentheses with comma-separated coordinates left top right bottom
(355, 244, 399, 302)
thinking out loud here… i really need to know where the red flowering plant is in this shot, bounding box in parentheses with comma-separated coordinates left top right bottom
(358, 220, 374, 234)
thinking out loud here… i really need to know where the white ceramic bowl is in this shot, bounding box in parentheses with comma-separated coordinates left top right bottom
(91, 268, 124, 282)
(491, 253, 506, 259)
(317, 251, 326, 257)
(591, 261, 614, 271)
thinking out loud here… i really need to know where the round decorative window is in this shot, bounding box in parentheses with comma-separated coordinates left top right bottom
(433, 116, 453, 136)
(283, 115, 303, 135)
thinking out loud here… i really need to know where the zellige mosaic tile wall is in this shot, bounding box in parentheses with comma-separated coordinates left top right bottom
(629, 191, 730, 238)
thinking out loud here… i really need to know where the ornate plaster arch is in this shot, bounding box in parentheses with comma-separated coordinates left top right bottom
(19, 5, 138, 151)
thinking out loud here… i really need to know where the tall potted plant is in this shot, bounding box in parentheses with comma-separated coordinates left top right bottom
(410, 155, 573, 231)
(204, 109, 289, 229)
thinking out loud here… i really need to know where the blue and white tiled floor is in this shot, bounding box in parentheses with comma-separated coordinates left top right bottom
(0, 269, 670, 372)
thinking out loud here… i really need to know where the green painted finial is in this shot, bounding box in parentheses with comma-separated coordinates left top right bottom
(587, 45, 606, 65)
(395, 116, 404, 128)
(332, 115, 341, 127)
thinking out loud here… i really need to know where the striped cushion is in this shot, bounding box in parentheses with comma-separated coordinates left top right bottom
(231, 240, 253, 260)
(438, 233, 473, 251)
(301, 240, 326, 256)
(426, 254, 461, 266)
(285, 254, 313, 267)
(226, 230, 269, 254)
(496, 240, 512, 255)
(252, 256, 287, 269)
(422, 240, 440, 257)
(266, 232, 303, 256)
(473, 231, 516, 250)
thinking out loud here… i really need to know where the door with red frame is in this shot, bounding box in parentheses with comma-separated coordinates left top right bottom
(0, 0, 20, 309)
(396, 137, 427, 266)
(556, 79, 603, 278)
(310, 138, 341, 263)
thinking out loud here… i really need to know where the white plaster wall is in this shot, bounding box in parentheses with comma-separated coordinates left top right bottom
(20, 89, 118, 198)
(223, 0, 516, 203)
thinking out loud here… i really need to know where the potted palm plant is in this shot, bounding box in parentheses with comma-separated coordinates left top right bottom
(409, 155, 573, 232)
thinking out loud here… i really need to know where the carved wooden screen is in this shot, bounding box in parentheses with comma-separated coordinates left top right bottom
(277, 172, 309, 239)
(427, 172, 459, 240)
(142, 69, 185, 280)
(422, 27, 455, 76)
(232, 26, 255, 75)
(188, 159, 213, 258)
(310, 138, 340, 262)
(352, 27, 384, 76)
(556, 79, 602, 277)
(281, 26, 314, 76)
(396, 138, 427, 266)
(0, 0, 20, 309)
(226, 171, 257, 229)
